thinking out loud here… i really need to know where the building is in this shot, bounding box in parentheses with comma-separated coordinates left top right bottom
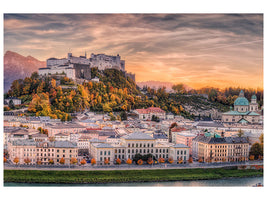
(39, 53, 91, 80)
(89, 132, 189, 166)
(8, 140, 78, 165)
(4, 97, 21, 106)
(90, 53, 125, 71)
(175, 130, 199, 155)
(192, 135, 249, 162)
(134, 107, 166, 120)
(45, 123, 87, 137)
(222, 90, 261, 124)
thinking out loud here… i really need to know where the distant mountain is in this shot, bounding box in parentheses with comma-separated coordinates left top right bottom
(4, 51, 46, 92)
(137, 81, 192, 91)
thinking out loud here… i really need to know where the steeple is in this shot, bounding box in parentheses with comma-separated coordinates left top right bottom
(239, 90, 244, 97)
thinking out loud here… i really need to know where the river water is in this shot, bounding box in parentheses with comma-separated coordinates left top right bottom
(4, 176, 263, 187)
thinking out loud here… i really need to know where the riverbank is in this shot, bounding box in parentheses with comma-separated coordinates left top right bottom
(4, 167, 263, 184)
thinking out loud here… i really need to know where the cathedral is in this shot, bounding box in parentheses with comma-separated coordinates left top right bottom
(222, 90, 261, 124)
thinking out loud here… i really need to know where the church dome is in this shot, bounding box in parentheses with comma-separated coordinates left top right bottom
(234, 97, 249, 106)
(251, 94, 257, 99)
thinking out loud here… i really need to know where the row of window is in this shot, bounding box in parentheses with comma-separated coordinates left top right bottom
(127, 143, 154, 148)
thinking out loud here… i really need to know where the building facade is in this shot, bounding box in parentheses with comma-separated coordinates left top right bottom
(134, 107, 166, 120)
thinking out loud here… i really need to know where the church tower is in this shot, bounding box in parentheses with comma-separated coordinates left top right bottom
(249, 94, 258, 112)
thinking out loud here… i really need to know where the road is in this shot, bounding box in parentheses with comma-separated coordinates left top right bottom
(4, 161, 263, 171)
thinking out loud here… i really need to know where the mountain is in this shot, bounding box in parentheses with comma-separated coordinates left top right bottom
(4, 51, 46, 92)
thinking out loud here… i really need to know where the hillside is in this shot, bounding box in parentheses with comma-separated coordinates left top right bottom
(4, 51, 46, 92)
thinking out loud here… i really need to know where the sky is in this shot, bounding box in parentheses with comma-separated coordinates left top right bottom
(4, 14, 263, 89)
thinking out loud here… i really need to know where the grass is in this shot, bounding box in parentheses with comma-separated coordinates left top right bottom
(4, 167, 263, 184)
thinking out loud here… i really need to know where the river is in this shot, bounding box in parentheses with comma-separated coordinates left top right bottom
(4, 176, 263, 187)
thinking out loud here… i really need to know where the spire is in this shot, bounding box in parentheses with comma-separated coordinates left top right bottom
(85, 51, 87, 58)
(239, 90, 244, 97)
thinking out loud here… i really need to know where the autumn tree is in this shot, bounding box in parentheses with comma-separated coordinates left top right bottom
(104, 158, 110, 165)
(172, 83, 186, 94)
(168, 157, 174, 164)
(80, 159, 87, 165)
(49, 159, 54, 165)
(13, 157, 19, 164)
(4, 157, 7, 163)
(198, 157, 203, 163)
(178, 158, 183, 164)
(137, 159, 143, 165)
(59, 157, 65, 165)
(24, 157, 31, 164)
(147, 157, 153, 165)
(70, 157, 78, 165)
(188, 156, 193, 163)
(91, 158, 96, 165)
(237, 129, 244, 137)
(126, 158, 132, 165)
(36, 160, 42, 165)
(158, 157, 165, 163)
(116, 158, 121, 165)
(249, 155, 255, 161)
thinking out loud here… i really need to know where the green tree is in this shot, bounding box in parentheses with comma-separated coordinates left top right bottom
(249, 142, 263, 160)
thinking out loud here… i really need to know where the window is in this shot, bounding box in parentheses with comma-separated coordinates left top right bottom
(100, 151, 103, 155)
(163, 149, 165, 153)
(184, 150, 186, 154)
(132, 144, 134, 147)
(115, 149, 117, 153)
(148, 144, 150, 148)
(104, 151, 106, 155)
(128, 143, 130, 147)
(156, 149, 158, 153)
(57, 150, 59, 153)
(122, 149, 124, 153)
(128, 149, 130, 153)
(159, 149, 162, 153)
(144, 144, 146, 148)
(140, 143, 142, 147)
(132, 149, 134, 153)
(108, 151, 110, 155)
(70, 150, 72, 153)
(136, 144, 138, 147)
(119, 149, 121, 153)
(151, 144, 154, 147)
(151, 149, 153, 153)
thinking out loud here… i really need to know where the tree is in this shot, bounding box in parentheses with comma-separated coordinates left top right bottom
(178, 158, 183, 164)
(126, 158, 132, 165)
(249, 142, 263, 160)
(80, 159, 87, 165)
(4, 157, 7, 163)
(188, 156, 193, 163)
(147, 157, 153, 165)
(151, 115, 160, 122)
(59, 157, 65, 165)
(13, 157, 19, 164)
(91, 158, 96, 165)
(168, 157, 174, 164)
(49, 159, 54, 165)
(36, 160, 42, 165)
(104, 158, 109, 165)
(158, 157, 165, 163)
(172, 84, 186, 94)
(222, 158, 226, 162)
(137, 159, 143, 165)
(24, 157, 31, 164)
(70, 157, 78, 165)
(120, 111, 127, 121)
(237, 129, 244, 137)
(116, 158, 121, 165)
(198, 157, 203, 163)
(249, 155, 255, 161)
(8, 99, 15, 109)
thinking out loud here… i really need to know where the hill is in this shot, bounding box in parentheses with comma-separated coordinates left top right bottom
(4, 51, 46, 92)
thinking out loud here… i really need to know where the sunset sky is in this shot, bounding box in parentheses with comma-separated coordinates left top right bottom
(4, 14, 263, 89)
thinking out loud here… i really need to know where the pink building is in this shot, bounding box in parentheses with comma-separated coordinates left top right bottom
(175, 131, 198, 155)
(134, 107, 166, 120)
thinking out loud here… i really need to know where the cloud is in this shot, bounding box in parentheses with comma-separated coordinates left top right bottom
(4, 14, 263, 89)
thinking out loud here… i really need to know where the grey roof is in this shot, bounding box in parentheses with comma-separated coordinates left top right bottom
(192, 135, 249, 144)
(31, 133, 48, 138)
(195, 121, 224, 128)
(95, 143, 114, 148)
(11, 139, 36, 146)
(123, 132, 155, 140)
(153, 134, 168, 139)
(90, 138, 106, 143)
(172, 144, 190, 148)
(47, 123, 86, 129)
(54, 141, 77, 148)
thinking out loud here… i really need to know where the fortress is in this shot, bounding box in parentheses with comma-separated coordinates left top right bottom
(38, 52, 135, 81)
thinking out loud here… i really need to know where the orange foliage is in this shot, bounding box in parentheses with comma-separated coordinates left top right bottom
(116, 158, 121, 165)
(147, 157, 153, 165)
(59, 157, 65, 165)
(49, 159, 54, 164)
(258, 155, 263, 160)
(198, 157, 203, 163)
(4, 157, 7, 163)
(222, 158, 226, 162)
(36, 160, 42, 165)
(13, 157, 19, 164)
(91, 158, 96, 165)
(104, 158, 109, 165)
(249, 155, 255, 161)
(137, 159, 143, 165)
(178, 158, 183, 164)
(70, 157, 78, 165)
(24, 157, 31, 164)
(188, 157, 193, 163)
(80, 159, 87, 165)
(126, 158, 132, 165)
(168, 157, 174, 164)
(158, 157, 165, 163)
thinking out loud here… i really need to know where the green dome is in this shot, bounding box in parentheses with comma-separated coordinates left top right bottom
(252, 95, 257, 99)
(234, 97, 249, 106)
